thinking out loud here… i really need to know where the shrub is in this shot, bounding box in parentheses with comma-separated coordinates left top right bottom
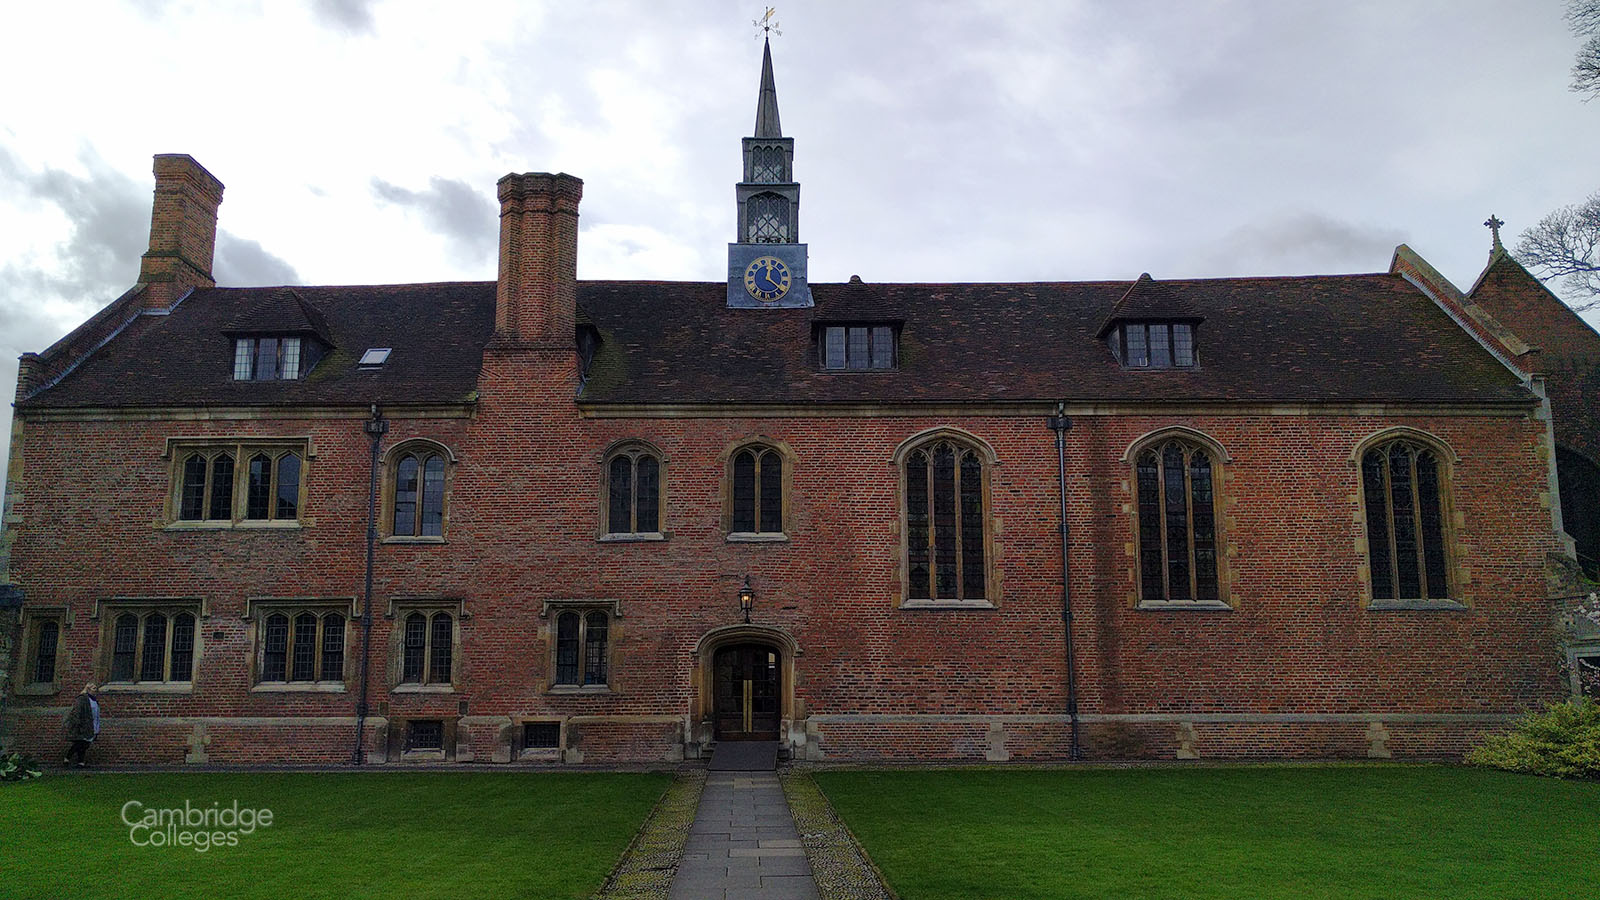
(1466, 699, 1600, 778)
(0, 750, 44, 783)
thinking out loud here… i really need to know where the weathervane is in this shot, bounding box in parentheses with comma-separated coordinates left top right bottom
(753, 6, 781, 39)
(1484, 214, 1505, 251)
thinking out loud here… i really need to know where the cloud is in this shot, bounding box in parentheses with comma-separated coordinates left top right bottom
(0, 145, 148, 298)
(309, 0, 376, 35)
(215, 232, 301, 286)
(1190, 212, 1407, 276)
(371, 176, 497, 268)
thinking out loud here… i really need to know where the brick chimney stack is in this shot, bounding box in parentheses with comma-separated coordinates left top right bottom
(138, 154, 224, 310)
(494, 172, 583, 347)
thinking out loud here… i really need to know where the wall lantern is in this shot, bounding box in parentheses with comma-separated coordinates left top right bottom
(738, 576, 755, 624)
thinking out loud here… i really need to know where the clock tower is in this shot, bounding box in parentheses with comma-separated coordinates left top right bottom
(727, 37, 812, 308)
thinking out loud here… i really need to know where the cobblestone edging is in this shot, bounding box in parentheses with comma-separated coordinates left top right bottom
(780, 771, 896, 900)
(596, 770, 708, 899)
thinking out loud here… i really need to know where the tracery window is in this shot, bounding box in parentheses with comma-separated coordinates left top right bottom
(904, 437, 988, 602)
(605, 445, 662, 536)
(392, 445, 448, 538)
(257, 607, 346, 684)
(553, 610, 610, 688)
(750, 145, 786, 183)
(172, 440, 306, 525)
(730, 445, 784, 535)
(1361, 438, 1450, 601)
(105, 605, 198, 684)
(398, 610, 455, 686)
(1135, 438, 1220, 604)
(747, 192, 789, 243)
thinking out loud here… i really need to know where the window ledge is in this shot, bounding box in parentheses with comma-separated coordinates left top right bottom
(518, 748, 563, 761)
(164, 520, 303, 532)
(1137, 600, 1233, 611)
(599, 532, 667, 543)
(382, 535, 446, 545)
(898, 599, 997, 611)
(391, 683, 456, 694)
(547, 684, 616, 696)
(99, 682, 194, 694)
(401, 749, 446, 761)
(14, 683, 59, 696)
(1367, 599, 1469, 612)
(250, 682, 348, 693)
(727, 532, 789, 543)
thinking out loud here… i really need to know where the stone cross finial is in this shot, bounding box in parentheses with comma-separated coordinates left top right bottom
(1485, 214, 1505, 252)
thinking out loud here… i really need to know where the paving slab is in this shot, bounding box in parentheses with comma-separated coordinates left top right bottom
(668, 770, 818, 900)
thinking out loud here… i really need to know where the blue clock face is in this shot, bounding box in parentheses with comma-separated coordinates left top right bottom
(743, 256, 792, 302)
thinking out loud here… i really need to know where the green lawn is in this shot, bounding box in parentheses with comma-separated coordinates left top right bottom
(0, 771, 670, 900)
(814, 765, 1600, 900)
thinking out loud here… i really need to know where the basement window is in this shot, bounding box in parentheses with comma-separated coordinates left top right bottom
(405, 720, 443, 752)
(524, 721, 561, 750)
(818, 324, 896, 371)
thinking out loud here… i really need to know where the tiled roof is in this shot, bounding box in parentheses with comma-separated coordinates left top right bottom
(23, 282, 495, 409)
(23, 272, 1533, 410)
(1095, 273, 1203, 337)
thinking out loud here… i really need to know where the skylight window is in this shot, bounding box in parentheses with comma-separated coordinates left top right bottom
(359, 348, 392, 368)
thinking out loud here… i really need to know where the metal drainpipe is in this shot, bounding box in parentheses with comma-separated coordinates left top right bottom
(353, 404, 388, 764)
(1047, 401, 1083, 760)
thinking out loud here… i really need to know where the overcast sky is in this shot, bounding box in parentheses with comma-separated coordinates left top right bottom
(3, 0, 1598, 485)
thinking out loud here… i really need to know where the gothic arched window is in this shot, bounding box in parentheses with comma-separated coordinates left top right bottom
(751, 145, 786, 183)
(729, 445, 785, 536)
(1361, 437, 1451, 601)
(1135, 437, 1221, 604)
(389, 442, 451, 538)
(605, 444, 663, 536)
(747, 192, 789, 243)
(903, 436, 989, 602)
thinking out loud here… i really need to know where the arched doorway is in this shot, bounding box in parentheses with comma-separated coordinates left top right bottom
(713, 643, 781, 740)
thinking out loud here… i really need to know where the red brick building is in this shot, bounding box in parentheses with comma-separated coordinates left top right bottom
(1, 44, 1592, 765)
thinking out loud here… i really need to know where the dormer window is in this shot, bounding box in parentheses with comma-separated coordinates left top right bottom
(819, 324, 896, 371)
(233, 336, 304, 380)
(1110, 323, 1196, 369)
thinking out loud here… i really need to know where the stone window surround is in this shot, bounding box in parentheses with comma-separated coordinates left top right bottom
(721, 437, 796, 542)
(13, 606, 69, 696)
(242, 597, 355, 692)
(93, 597, 206, 693)
(380, 438, 457, 544)
(893, 426, 1000, 610)
(539, 599, 622, 695)
(1122, 426, 1235, 611)
(1351, 427, 1468, 611)
(598, 439, 668, 542)
(516, 716, 566, 760)
(162, 436, 314, 530)
(386, 598, 467, 693)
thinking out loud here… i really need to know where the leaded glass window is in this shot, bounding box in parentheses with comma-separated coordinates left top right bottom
(30, 619, 59, 685)
(263, 613, 289, 681)
(394, 609, 454, 686)
(392, 447, 447, 537)
(1135, 439, 1220, 603)
(819, 324, 896, 370)
(747, 192, 789, 243)
(232, 337, 304, 381)
(751, 145, 786, 183)
(731, 446, 783, 534)
(106, 606, 197, 684)
(1113, 323, 1197, 369)
(1362, 439, 1449, 601)
(173, 443, 304, 525)
(606, 447, 662, 535)
(553, 609, 611, 688)
(904, 438, 988, 601)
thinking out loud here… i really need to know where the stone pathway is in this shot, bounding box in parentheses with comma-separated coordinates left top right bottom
(669, 771, 819, 900)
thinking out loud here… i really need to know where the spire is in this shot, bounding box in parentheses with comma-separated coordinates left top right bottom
(754, 37, 783, 138)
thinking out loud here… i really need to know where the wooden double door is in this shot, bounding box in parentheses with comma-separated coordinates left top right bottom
(713, 643, 780, 741)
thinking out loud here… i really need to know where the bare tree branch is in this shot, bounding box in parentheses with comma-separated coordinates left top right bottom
(1514, 192, 1600, 310)
(1570, 1, 1600, 98)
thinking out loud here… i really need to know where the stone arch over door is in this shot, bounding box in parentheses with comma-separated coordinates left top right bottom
(690, 624, 802, 753)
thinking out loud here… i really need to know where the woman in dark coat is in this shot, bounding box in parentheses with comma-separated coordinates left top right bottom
(63, 683, 100, 767)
